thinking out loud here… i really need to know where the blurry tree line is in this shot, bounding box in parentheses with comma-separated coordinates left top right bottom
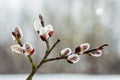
(0, 0, 120, 74)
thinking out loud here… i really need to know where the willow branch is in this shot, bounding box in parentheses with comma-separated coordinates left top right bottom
(36, 39, 60, 70)
(43, 56, 67, 63)
(84, 43, 108, 54)
(49, 39, 60, 54)
(36, 39, 50, 69)
(43, 39, 60, 59)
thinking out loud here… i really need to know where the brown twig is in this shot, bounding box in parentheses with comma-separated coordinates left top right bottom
(37, 39, 60, 68)
(43, 56, 67, 63)
(49, 39, 60, 53)
(84, 43, 108, 54)
(44, 39, 60, 59)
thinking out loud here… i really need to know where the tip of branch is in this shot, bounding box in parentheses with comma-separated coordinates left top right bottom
(98, 43, 108, 50)
(103, 44, 108, 46)
(57, 39, 60, 42)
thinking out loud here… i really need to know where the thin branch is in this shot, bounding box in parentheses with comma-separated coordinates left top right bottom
(98, 44, 108, 50)
(36, 39, 60, 70)
(36, 56, 45, 69)
(43, 39, 50, 59)
(84, 43, 108, 54)
(49, 39, 60, 54)
(43, 56, 67, 63)
(28, 55, 36, 70)
(36, 40, 50, 69)
(44, 39, 60, 59)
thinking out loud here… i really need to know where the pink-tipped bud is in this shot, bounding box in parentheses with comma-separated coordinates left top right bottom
(10, 45, 24, 54)
(75, 43, 90, 54)
(45, 24, 54, 37)
(12, 25, 23, 40)
(23, 42, 35, 55)
(89, 50, 102, 57)
(60, 48, 72, 56)
(34, 20, 41, 33)
(39, 27, 49, 41)
(67, 54, 80, 64)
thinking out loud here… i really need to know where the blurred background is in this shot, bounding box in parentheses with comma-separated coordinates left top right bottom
(0, 0, 120, 74)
